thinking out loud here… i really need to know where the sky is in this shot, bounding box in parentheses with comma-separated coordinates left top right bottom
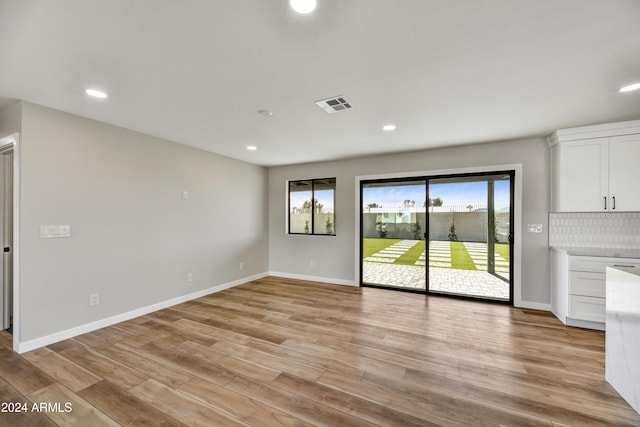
(363, 180, 511, 210)
(290, 179, 511, 212)
(290, 189, 334, 211)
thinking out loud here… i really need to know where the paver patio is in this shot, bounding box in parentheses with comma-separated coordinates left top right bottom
(363, 239, 510, 300)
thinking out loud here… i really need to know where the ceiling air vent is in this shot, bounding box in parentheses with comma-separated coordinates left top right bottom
(315, 95, 352, 114)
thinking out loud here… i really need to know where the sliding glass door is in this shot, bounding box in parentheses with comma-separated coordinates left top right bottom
(361, 179, 427, 290)
(427, 173, 512, 301)
(361, 171, 514, 303)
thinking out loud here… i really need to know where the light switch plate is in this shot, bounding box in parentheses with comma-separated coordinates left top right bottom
(90, 293, 100, 306)
(527, 224, 543, 233)
(40, 225, 71, 239)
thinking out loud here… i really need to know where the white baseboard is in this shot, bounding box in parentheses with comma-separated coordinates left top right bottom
(268, 271, 358, 287)
(516, 300, 551, 311)
(15, 273, 552, 353)
(16, 272, 269, 354)
(269, 274, 552, 313)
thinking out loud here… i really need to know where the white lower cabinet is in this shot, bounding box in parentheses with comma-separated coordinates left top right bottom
(569, 295, 605, 323)
(551, 251, 640, 330)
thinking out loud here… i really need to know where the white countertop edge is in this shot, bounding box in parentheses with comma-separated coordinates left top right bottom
(607, 265, 640, 277)
(549, 246, 640, 259)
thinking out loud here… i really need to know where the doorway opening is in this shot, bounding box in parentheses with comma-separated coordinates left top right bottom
(0, 143, 13, 332)
(360, 171, 514, 303)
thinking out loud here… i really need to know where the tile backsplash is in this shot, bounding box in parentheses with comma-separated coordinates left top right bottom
(548, 212, 640, 249)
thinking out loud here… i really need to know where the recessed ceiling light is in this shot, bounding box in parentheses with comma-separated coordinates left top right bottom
(257, 109, 273, 117)
(619, 82, 640, 93)
(85, 88, 108, 99)
(289, 0, 317, 14)
(247, 145, 258, 151)
(382, 124, 397, 131)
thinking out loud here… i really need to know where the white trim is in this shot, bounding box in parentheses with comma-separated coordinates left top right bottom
(548, 119, 640, 146)
(567, 317, 605, 331)
(284, 180, 290, 234)
(269, 271, 358, 287)
(517, 301, 551, 311)
(0, 133, 19, 353)
(354, 164, 524, 307)
(16, 272, 269, 353)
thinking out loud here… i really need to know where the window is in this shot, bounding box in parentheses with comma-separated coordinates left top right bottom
(288, 178, 336, 235)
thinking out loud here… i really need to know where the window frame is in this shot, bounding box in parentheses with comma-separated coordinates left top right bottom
(288, 177, 336, 236)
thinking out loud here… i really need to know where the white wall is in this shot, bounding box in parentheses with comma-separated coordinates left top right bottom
(1, 99, 552, 349)
(0, 101, 21, 137)
(269, 137, 551, 306)
(16, 102, 269, 346)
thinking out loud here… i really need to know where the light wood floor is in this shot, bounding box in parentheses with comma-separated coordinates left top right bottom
(1, 276, 639, 426)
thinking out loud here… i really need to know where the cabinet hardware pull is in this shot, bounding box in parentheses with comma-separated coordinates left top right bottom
(612, 196, 616, 210)
(613, 264, 635, 268)
(604, 197, 607, 210)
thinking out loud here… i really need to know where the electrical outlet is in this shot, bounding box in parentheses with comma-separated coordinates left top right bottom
(310, 259, 316, 268)
(239, 262, 244, 271)
(187, 272, 193, 282)
(527, 224, 543, 233)
(90, 293, 100, 306)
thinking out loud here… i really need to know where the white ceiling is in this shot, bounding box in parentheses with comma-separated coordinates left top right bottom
(1, 0, 639, 167)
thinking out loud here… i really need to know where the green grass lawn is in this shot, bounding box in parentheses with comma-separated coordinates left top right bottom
(495, 243, 510, 261)
(362, 238, 401, 258)
(396, 240, 426, 265)
(450, 241, 477, 270)
(362, 238, 510, 270)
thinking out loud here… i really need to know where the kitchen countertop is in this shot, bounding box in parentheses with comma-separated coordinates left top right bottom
(549, 246, 640, 258)
(610, 265, 640, 277)
(606, 266, 640, 415)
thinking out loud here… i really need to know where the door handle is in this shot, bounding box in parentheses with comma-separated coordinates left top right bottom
(612, 196, 616, 210)
(604, 197, 607, 210)
(3, 247, 8, 253)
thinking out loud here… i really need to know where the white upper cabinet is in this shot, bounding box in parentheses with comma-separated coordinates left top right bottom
(608, 134, 640, 212)
(550, 120, 640, 212)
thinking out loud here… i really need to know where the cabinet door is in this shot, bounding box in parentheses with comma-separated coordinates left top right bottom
(609, 134, 640, 211)
(569, 271, 605, 298)
(557, 138, 608, 212)
(550, 249, 569, 323)
(569, 295, 605, 323)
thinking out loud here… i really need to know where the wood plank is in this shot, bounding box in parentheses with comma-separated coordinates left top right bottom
(174, 318, 253, 346)
(78, 380, 186, 426)
(362, 370, 553, 427)
(98, 344, 193, 388)
(28, 383, 119, 427)
(225, 375, 373, 427)
(179, 376, 315, 427)
(0, 383, 58, 427)
(210, 339, 325, 382)
(443, 363, 640, 425)
(2, 277, 639, 426)
(137, 319, 218, 347)
(46, 338, 85, 354)
(72, 326, 133, 349)
(129, 378, 248, 427)
(0, 330, 13, 350)
(134, 341, 236, 387)
(281, 338, 406, 379)
(21, 347, 102, 392)
(60, 346, 148, 391)
(0, 348, 55, 395)
(318, 370, 494, 427)
(272, 372, 437, 427)
(198, 316, 289, 344)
